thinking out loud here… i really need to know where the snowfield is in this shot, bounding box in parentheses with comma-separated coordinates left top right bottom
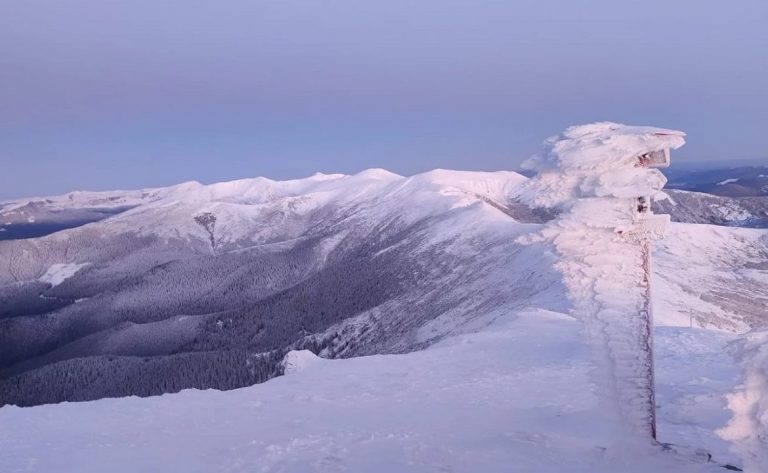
(37, 262, 89, 287)
(0, 311, 742, 472)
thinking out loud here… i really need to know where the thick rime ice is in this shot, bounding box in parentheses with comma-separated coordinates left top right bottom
(521, 122, 685, 440)
(533, 213, 657, 438)
(718, 330, 768, 471)
(281, 350, 324, 374)
(520, 122, 685, 209)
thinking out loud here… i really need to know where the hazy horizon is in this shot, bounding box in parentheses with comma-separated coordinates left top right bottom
(2, 0, 766, 200)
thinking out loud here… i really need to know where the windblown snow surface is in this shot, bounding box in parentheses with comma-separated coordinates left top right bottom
(1, 123, 766, 472)
(0, 313, 744, 473)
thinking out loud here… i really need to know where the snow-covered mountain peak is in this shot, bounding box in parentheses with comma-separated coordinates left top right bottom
(167, 180, 205, 192)
(405, 168, 525, 189)
(308, 171, 346, 181)
(351, 168, 403, 181)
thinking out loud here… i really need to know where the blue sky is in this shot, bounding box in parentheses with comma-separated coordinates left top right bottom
(1, 0, 766, 199)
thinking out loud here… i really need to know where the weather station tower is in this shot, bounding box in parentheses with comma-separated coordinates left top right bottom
(615, 145, 674, 440)
(522, 123, 686, 441)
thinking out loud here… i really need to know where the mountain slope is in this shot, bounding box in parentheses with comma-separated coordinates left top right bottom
(656, 189, 768, 228)
(0, 169, 555, 406)
(664, 165, 768, 197)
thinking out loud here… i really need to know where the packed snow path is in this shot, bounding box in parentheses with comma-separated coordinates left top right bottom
(541, 211, 660, 438)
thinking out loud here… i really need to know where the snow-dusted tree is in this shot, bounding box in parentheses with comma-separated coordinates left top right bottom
(194, 212, 217, 253)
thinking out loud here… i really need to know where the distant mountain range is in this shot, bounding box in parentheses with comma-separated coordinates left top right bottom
(663, 163, 768, 197)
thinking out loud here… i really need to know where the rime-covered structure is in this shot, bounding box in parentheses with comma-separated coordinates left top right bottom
(522, 122, 685, 440)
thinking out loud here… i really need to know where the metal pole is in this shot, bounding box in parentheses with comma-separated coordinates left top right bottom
(640, 237, 657, 440)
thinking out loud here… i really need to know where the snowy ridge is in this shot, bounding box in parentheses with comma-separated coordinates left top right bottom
(0, 168, 527, 284)
(654, 223, 768, 331)
(71, 168, 517, 244)
(655, 189, 768, 228)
